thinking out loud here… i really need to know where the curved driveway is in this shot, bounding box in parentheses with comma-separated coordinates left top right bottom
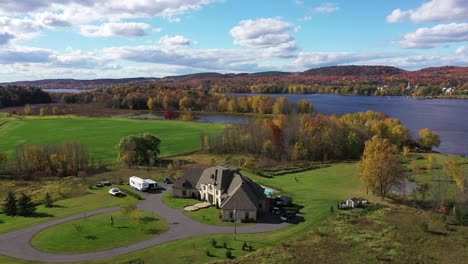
(0, 186, 288, 262)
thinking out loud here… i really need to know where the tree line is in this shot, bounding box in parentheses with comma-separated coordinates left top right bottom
(201, 110, 438, 162)
(0, 86, 51, 108)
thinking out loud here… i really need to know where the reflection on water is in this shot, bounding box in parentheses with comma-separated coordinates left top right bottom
(233, 94, 468, 156)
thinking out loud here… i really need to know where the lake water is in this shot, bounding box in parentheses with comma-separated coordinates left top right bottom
(43, 89, 91, 93)
(210, 94, 467, 156)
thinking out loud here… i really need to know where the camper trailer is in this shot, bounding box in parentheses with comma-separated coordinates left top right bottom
(129, 176, 157, 191)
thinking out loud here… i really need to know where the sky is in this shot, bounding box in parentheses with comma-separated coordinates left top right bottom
(0, 0, 467, 82)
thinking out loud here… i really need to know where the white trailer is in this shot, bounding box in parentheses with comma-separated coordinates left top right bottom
(129, 176, 157, 191)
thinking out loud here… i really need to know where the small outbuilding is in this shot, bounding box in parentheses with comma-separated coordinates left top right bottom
(346, 198, 362, 208)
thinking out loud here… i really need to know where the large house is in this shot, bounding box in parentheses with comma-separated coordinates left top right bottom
(173, 166, 269, 222)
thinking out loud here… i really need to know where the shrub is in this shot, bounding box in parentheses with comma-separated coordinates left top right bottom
(205, 249, 211, 257)
(210, 239, 217, 248)
(223, 242, 227, 248)
(121, 202, 137, 216)
(44, 192, 53, 208)
(119, 187, 144, 200)
(242, 241, 247, 250)
(225, 250, 232, 259)
(419, 221, 429, 233)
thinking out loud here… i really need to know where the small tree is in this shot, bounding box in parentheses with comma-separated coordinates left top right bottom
(2, 192, 17, 216)
(0, 152, 7, 173)
(225, 250, 232, 259)
(329, 206, 335, 214)
(39, 107, 47, 116)
(17, 193, 36, 216)
(210, 238, 217, 248)
(223, 242, 227, 249)
(23, 104, 33, 115)
(419, 221, 429, 233)
(44, 192, 53, 208)
(52, 106, 59, 115)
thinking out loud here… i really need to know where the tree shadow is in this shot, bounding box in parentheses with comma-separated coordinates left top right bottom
(115, 226, 129, 229)
(30, 212, 54, 218)
(429, 230, 447, 236)
(84, 235, 97, 240)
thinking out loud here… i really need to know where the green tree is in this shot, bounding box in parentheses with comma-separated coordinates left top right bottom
(44, 192, 53, 208)
(17, 193, 36, 216)
(358, 137, 404, 198)
(116, 133, 161, 166)
(2, 192, 17, 216)
(418, 128, 440, 151)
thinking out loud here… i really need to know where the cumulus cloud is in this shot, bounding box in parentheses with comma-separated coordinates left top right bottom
(230, 17, 300, 57)
(387, 0, 468, 23)
(313, 3, 339, 14)
(157, 35, 192, 47)
(397, 23, 468, 49)
(0, 16, 43, 42)
(0, 46, 53, 64)
(79, 22, 150, 38)
(456, 46, 468, 55)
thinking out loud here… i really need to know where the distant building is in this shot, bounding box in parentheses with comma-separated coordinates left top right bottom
(173, 166, 269, 222)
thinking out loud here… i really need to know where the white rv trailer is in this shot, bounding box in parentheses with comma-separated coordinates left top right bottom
(129, 176, 157, 191)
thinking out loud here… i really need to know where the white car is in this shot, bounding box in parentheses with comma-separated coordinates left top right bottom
(108, 188, 122, 196)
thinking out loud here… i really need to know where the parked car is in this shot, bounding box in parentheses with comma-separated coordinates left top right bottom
(280, 210, 296, 222)
(101, 180, 111, 186)
(108, 188, 122, 197)
(96, 182, 104, 188)
(163, 178, 173, 184)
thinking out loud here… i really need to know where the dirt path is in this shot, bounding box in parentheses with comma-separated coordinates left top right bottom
(0, 186, 288, 262)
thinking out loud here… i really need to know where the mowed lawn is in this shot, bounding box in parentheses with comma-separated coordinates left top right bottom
(32, 211, 168, 253)
(0, 117, 222, 163)
(0, 188, 137, 234)
(76, 163, 364, 264)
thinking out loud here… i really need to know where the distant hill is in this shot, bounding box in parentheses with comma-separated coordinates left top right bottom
(304, 65, 406, 76)
(1, 65, 466, 90)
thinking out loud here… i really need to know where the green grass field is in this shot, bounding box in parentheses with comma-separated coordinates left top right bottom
(161, 190, 198, 209)
(0, 188, 137, 234)
(70, 162, 363, 263)
(0, 117, 222, 163)
(32, 211, 168, 253)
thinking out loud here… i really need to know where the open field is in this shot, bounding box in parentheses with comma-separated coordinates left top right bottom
(32, 211, 168, 253)
(0, 116, 222, 163)
(0, 188, 137, 234)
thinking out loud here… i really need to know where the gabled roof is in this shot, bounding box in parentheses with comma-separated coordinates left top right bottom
(221, 175, 266, 211)
(173, 167, 206, 189)
(196, 166, 236, 193)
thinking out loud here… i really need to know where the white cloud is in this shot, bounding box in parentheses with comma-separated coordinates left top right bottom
(313, 3, 339, 14)
(0, 46, 53, 64)
(456, 46, 468, 55)
(0, 16, 43, 42)
(230, 17, 300, 56)
(397, 23, 468, 49)
(293, 51, 402, 68)
(387, 0, 468, 23)
(79, 22, 150, 38)
(293, 48, 468, 70)
(298, 16, 312, 22)
(157, 35, 192, 47)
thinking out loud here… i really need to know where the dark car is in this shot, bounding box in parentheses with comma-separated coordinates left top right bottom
(163, 178, 173, 184)
(96, 183, 104, 188)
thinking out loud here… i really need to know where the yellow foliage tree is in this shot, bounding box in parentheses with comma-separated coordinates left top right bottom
(358, 137, 404, 197)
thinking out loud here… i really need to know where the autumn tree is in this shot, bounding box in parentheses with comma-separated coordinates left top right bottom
(418, 128, 440, 151)
(0, 152, 7, 173)
(297, 99, 313, 114)
(358, 137, 404, 198)
(23, 104, 33, 115)
(426, 154, 437, 171)
(39, 107, 47, 116)
(147, 97, 157, 111)
(443, 156, 465, 192)
(272, 97, 290, 115)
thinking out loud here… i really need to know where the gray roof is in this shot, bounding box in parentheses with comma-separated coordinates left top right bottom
(221, 175, 266, 211)
(173, 167, 206, 189)
(196, 166, 236, 194)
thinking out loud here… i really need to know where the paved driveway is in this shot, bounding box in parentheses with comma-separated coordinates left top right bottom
(0, 185, 288, 262)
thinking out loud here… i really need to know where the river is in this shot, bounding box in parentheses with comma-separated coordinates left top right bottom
(202, 94, 466, 156)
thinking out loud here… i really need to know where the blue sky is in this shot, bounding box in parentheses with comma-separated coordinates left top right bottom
(0, 0, 466, 81)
